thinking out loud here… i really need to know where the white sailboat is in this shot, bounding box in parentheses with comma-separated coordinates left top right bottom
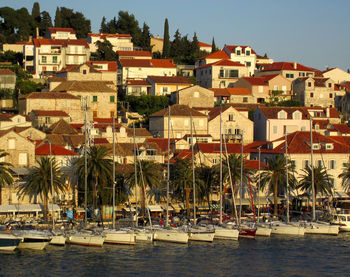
(14, 229, 51, 250)
(66, 229, 104, 247)
(102, 229, 135, 245)
(0, 227, 22, 251)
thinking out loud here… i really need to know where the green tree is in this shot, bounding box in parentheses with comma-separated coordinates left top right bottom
(95, 39, 116, 61)
(39, 11, 52, 37)
(19, 157, 66, 222)
(0, 150, 13, 205)
(195, 166, 216, 208)
(115, 11, 142, 46)
(298, 165, 333, 197)
(211, 37, 218, 53)
(169, 29, 182, 58)
(339, 162, 350, 192)
(127, 160, 163, 216)
(31, 2, 41, 30)
(162, 18, 170, 58)
(16, 79, 42, 95)
(54, 7, 62, 27)
(100, 16, 108, 33)
(258, 155, 296, 216)
(140, 22, 151, 50)
(190, 32, 200, 56)
(75, 146, 113, 215)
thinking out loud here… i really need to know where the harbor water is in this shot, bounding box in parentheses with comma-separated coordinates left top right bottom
(1, 233, 350, 276)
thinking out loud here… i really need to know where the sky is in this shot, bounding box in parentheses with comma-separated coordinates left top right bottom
(2, 0, 350, 71)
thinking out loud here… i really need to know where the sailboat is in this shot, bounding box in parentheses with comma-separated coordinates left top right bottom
(153, 106, 189, 244)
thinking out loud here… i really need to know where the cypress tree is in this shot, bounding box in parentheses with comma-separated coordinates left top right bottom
(191, 32, 200, 55)
(100, 16, 107, 33)
(31, 2, 41, 26)
(54, 7, 62, 27)
(211, 37, 217, 53)
(162, 18, 170, 58)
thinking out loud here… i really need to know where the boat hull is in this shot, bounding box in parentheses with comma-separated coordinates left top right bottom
(270, 223, 305, 236)
(17, 240, 50, 250)
(50, 235, 66, 246)
(103, 231, 135, 245)
(153, 229, 188, 244)
(134, 230, 153, 242)
(239, 228, 256, 239)
(213, 227, 239, 240)
(0, 234, 22, 251)
(256, 226, 272, 237)
(67, 235, 104, 247)
(188, 231, 215, 242)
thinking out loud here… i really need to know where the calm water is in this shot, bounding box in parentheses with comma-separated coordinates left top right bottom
(1, 234, 350, 277)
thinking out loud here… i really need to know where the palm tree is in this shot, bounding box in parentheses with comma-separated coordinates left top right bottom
(195, 166, 216, 210)
(339, 162, 350, 192)
(258, 155, 297, 216)
(0, 150, 13, 205)
(18, 157, 66, 222)
(170, 158, 193, 216)
(75, 146, 113, 216)
(127, 160, 163, 216)
(299, 165, 333, 196)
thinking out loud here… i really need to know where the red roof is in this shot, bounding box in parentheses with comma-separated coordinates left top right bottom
(32, 110, 69, 117)
(210, 88, 251, 97)
(224, 45, 257, 55)
(94, 138, 110, 144)
(119, 59, 176, 68)
(147, 75, 191, 84)
(88, 33, 131, 38)
(127, 79, 151, 86)
(242, 77, 268, 86)
(86, 61, 117, 72)
(35, 143, 77, 156)
(146, 138, 182, 153)
(197, 50, 230, 61)
(197, 59, 244, 69)
(261, 62, 317, 72)
(330, 124, 350, 134)
(48, 27, 76, 34)
(0, 69, 15, 75)
(198, 41, 211, 48)
(118, 51, 152, 57)
(19, 92, 79, 100)
(196, 143, 243, 154)
(258, 107, 339, 120)
(33, 38, 89, 48)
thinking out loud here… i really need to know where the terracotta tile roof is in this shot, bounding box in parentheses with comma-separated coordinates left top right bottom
(32, 110, 70, 117)
(171, 150, 194, 162)
(108, 142, 161, 156)
(258, 107, 339, 120)
(147, 75, 191, 84)
(118, 50, 152, 57)
(119, 59, 176, 68)
(198, 41, 211, 48)
(48, 76, 67, 82)
(9, 126, 31, 133)
(0, 69, 15, 75)
(88, 33, 131, 38)
(197, 50, 230, 60)
(0, 129, 13, 137)
(126, 128, 153, 137)
(58, 64, 100, 74)
(210, 88, 251, 96)
(330, 124, 350, 134)
(48, 27, 76, 34)
(313, 120, 329, 129)
(93, 138, 110, 144)
(19, 92, 79, 100)
(33, 38, 89, 48)
(196, 59, 244, 69)
(35, 143, 77, 156)
(0, 114, 12, 122)
(127, 79, 151, 86)
(224, 45, 257, 55)
(258, 74, 281, 82)
(93, 118, 119, 124)
(146, 138, 181, 153)
(46, 134, 84, 148)
(86, 61, 117, 72)
(208, 106, 233, 121)
(70, 123, 83, 133)
(242, 77, 268, 86)
(150, 104, 206, 117)
(261, 62, 317, 72)
(48, 119, 78, 135)
(52, 81, 116, 92)
(195, 143, 244, 154)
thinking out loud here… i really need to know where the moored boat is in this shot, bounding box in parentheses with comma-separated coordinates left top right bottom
(269, 221, 305, 236)
(333, 212, 350, 232)
(0, 230, 22, 251)
(212, 225, 239, 240)
(66, 230, 104, 247)
(153, 227, 188, 244)
(102, 229, 135, 245)
(303, 221, 339, 235)
(13, 230, 51, 250)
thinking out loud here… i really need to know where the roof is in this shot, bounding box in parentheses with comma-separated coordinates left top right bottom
(48, 27, 76, 34)
(35, 143, 77, 156)
(261, 62, 317, 72)
(224, 45, 257, 55)
(147, 75, 191, 84)
(330, 124, 350, 134)
(198, 41, 211, 48)
(207, 106, 236, 121)
(52, 81, 116, 92)
(48, 119, 78, 135)
(150, 104, 206, 117)
(146, 138, 183, 153)
(46, 134, 84, 148)
(93, 138, 110, 144)
(48, 76, 67, 82)
(58, 64, 100, 74)
(197, 50, 230, 60)
(119, 59, 176, 68)
(127, 79, 151, 86)
(0, 69, 15, 75)
(19, 92, 79, 100)
(126, 128, 152, 137)
(210, 88, 251, 97)
(195, 143, 244, 154)
(31, 110, 70, 117)
(242, 77, 268, 86)
(86, 61, 118, 72)
(33, 38, 89, 49)
(108, 142, 161, 156)
(118, 51, 152, 57)
(196, 59, 244, 69)
(258, 107, 339, 120)
(296, 77, 331, 88)
(88, 33, 131, 38)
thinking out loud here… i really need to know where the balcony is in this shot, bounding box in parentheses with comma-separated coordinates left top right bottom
(39, 49, 61, 55)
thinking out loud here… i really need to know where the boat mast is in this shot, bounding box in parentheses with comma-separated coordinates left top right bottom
(257, 146, 261, 223)
(310, 116, 316, 221)
(191, 113, 196, 224)
(239, 132, 243, 226)
(50, 141, 54, 229)
(219, 111, 223, 225)
(133, 123, 138, 227)
(285, 131, 290, 224)
(166, 106, 170, 227)
(112, 116, 116, 229)
(84, 96, 88, 226)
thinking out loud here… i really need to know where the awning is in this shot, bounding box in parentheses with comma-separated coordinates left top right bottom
(9, 167, 30, 176)
(333, 191, 349, 198)
(148, 205, 163, 212)
(161, 205, 174, 211)
(0, 204, 61, 213)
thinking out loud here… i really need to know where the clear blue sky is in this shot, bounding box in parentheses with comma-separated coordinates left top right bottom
(3, 0, 350, 71)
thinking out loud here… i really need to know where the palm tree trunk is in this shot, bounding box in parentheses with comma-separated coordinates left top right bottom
(274, 176, 279, 216)
(44, 194, 48, 223)
(141, 185, 145, 217)
(94, 175, 98, 219)
(185, 185, 190, 217)
(0, 187, 2, 205)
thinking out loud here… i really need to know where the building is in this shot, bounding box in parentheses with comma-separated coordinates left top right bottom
(322, 67, 350, 84)
(149, 104, 208, 139)
(293, 77, 336, 107)
(125, 79, 151, 96)
(146, 75, 192, 96)
(210, 88, 253, 104)
(47, 27, 77, 40)
(196, 60, 249, 88)
(117, 51, 152, 60)
(31, 38, 90, 78)
(150, 37, 164, 53)
(0, 114, 32, 130)
(170, 85, 214, 108)
(0, 69, 16, 90)
(29, 110, 71, 129)
(253, 106, 340, 141)
(87, 33, 133, 52)
(222, 45, 257, 76)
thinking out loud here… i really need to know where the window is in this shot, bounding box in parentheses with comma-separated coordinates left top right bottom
(246, 62, 251, 66)
(329, 93, 333, 98)
(53, 66, 57, 71)
(294, 112, 301, 120)
(18, 153, 28, 166)
(194, 91, 199, 98)
(246, 50, 250, 56)
(42, 66, 47, 71)
(317, 160, 323, 167)
(220, 69, 238, 78)
(110, 96, 115, 103)
(273, 126, 278, 134)
(299, 72, 305, 77)
(312, 144, 320, 150)
(328, 83, 332, 88)
(234, 129, 241, 135)
(286, 73, 294, 78)
(329, 160, 336, 169)
(258, 86, 263, 93)
(93, 111, 98, 117)
(83, 69, 87, 75)
(52, 56, 57, 64)
(162, 87, 168, 94)
(236, 50, 241, 55)
(310, 93, 314, 98)
(228, 114, 234, 121)
(326, 144, 334, 150)
(308, 82, 312, 87)
(8, 139, 15, 149)
(42, 56, 47, 63)
(212, 158, 217, 164)
(291, 160, 297, 168)
(93, 96, 98, 102)
(278, 112, 286, 119)
(243, 97, 248, 103)
(303, 160, 310, 169)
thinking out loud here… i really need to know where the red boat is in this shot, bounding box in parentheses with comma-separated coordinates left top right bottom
(238, 226, 256, 239)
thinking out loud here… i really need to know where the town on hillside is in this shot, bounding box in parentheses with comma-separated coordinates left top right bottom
(1, 4, 350, 227)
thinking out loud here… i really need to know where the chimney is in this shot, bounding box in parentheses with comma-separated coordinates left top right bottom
(326, 107, 330, 118)
(36, 27, 39, 38)
(293, 62, 297, 70)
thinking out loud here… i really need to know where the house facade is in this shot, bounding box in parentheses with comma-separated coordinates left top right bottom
(223, 45, 257, 76)
(87, 33, 133, 52)
(147, 75, 192, 96)
(170, 85, 214, 108)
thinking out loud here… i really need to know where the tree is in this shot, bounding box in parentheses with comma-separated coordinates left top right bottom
(75, 146, 113, 216)
(211, 37, 218, 53)
(190, 32, 200, 56)
(339, 162, 350, 192)
(18, 157, 66, 222)
(39, 11, 52, 37)
(115, 11, 142, 46)
(54, 7, 62, 27)
(127, 160, 163, 216)
(162, 18, 170, 58)
(169, 29, 182, 58)
(298, 165, 333, 197)
(95, 39, 116, 61)
(31, 2, 41, 29)
(140, 22, 151, 51)
(195, 166, 216, 209)
(258, 155, 297, 216)
(100, 16, 108, 33)
(0, 150, 13, 205)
